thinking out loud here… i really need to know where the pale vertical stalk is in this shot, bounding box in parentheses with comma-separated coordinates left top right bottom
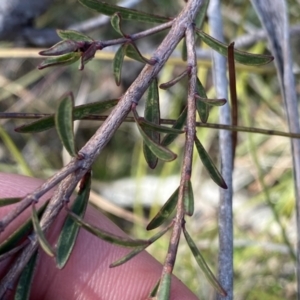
(208, 1, 233, 299)
(250, 0, 300, 297)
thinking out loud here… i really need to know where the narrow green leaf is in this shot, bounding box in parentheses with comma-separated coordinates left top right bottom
(133, 109, 177, 162)
(55, 93, 76, 157)
(57, 29, 94, 42)
(14, 251, 38, 300)
(78, 0, 169, 24)
(16, 99, 119, 133)
(56, 172, 91, 269)
(0, 126, 33, 176)
(149, 279, 160, 298)
(0, 197, 21, 207)
(110, 245, 146, 267)
(15, 116, 55, 133)
(113, 44, 127, 86)
(196, 30, 273, 66)
(0, 201, 49, 255)
(195, 136, 227, 189)
(195, 96, 227, 107)
(196, 78, 209, 123)
(159, 69, 189, 90)
(32, 205, 55, 257)
(183, 227, 227, 296)
(195, 0, 209, 29)
(143, 78, 160, 169)
(39, 40, 80, 56)
(38, 52, 81, 70)
(184, 180, 194, 216)
(181, 37, 187, 61)
(161, 106, 187, 147)
(148, 224, 173, 242)
(157, 273, 171, 300)
(125, 43, 156, 65)
(110, 225, 171, 267)
(73, 99, 119, 119)
(111, 13, 125, 37)
(140, 119, 184, 135)
(142, 133, 158, 169)
(68, 211, 149, 247)
(147, 187, 178, 230)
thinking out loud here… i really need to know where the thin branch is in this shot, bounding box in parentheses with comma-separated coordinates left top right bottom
(0, 161, 80, 232)
(0, 173, 80, 295)
(234, 24, 300, 49)
(1, 112, 300, 138)
(157, 22, 198, 297)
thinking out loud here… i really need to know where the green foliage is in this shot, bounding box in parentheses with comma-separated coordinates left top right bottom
(55, 93, 77, 157)
(143, 78, 160, 169)
(196, 30, 274, 65)
(183, 226, 227, 296)
(183, 180, 194, 216)
(38, 52, 82, 70)
(56, 172, 91, 268)
(15, 99, 118, 133)
(68, 211, 149, 247)
(0, 201, 49, 255)
(133, 108, 177, 162)
(195, 136, 228, 189)
(0, 197, 21, 207)
(32, 204, 55, 257)
(0, 0, 296, 299)
(14, 251, 38, 300)
(78, 0, 169, 23)
(56, 29, 94, 42)
(147, 187, 178, 230)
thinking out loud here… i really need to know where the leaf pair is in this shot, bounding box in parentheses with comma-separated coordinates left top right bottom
(39, 29, 96, 70)
(16, 98, 118, 133)
(146, 180, 194, 231)
(16, 174, 91, 299)
(16, 93, 119, 158)
(30, 173, 92, 265)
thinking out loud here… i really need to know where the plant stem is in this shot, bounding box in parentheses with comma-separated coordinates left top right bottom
(0, 173, 80, 296)
(250, 1, 300, 297)
(3, 113, 300, 139)
(157, 21, 198, 298)
(208, 1, 233, 299)
(0, 0, 205, 295)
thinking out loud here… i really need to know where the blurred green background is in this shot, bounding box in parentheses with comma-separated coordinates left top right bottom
(0, 0, 300, 298)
